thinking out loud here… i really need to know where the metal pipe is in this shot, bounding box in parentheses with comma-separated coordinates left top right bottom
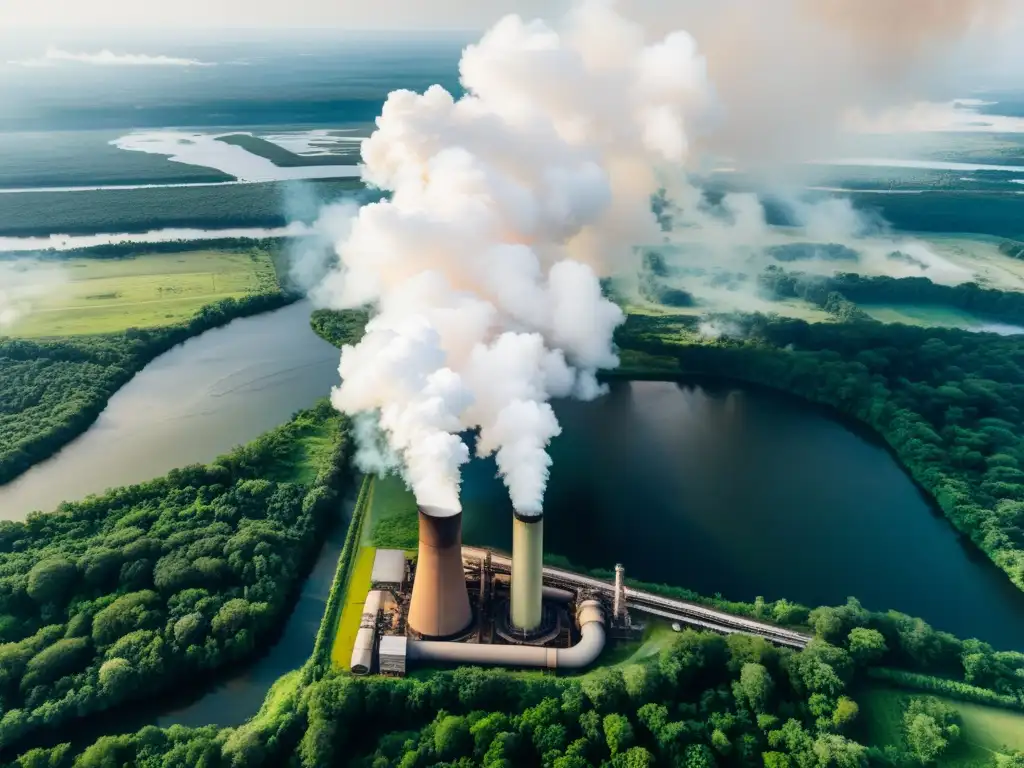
(409, 600, 605, 670)
(542, 585, 575, 603)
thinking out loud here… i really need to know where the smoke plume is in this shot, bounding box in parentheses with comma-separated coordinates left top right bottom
(315, 0, 709, 514)
(0, 259, 65, 333)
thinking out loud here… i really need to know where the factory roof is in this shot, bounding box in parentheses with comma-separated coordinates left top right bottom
(379, 635, 407, 656)
(371, 548, 406, 587)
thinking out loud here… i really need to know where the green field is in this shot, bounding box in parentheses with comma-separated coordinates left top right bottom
(10, 248, 278, 337)
(217, 133, 359, 167)
(365, 473, 419, 549)
(859, 302, 1003, 330)
(331, 544, 376, 671)
(860, 686, 1024, 766)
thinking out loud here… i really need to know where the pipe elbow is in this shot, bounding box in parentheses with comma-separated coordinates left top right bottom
(554, 622, 606, 669)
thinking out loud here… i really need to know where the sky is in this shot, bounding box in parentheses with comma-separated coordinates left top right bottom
(1, 0, 567, 29)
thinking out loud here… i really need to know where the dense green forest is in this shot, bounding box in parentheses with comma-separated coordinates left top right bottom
(0, 292, 290, 487)
(0, 181, 371, 238)
(309, 307, 371, 348)
(0, 401, 353, 755)
(9, 608, 1024, 767)
(2, 238, 292, 261)
(616, 312, 1024, 598)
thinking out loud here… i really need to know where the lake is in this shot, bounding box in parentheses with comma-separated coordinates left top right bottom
(461, 381, 1024, 651)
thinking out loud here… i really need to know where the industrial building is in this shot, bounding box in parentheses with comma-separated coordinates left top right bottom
(349, 504, 811, 677)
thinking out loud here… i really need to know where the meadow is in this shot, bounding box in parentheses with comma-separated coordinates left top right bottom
(859, 303, 1011, 330)
(9, 248, 279, 337)
(859, 686, 1024, 767)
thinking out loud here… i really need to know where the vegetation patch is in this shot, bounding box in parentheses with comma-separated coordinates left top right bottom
(330, 545, 376, 672)
(9, 248, 279, 338)
(366, 473, 419, 549)
(860, 686, 1024, 767)
(0, 401, 353, 755)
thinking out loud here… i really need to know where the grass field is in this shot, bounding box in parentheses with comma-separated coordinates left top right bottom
(10, 248, 279, 337)
(859, 303, 1003, 330)
(860, 686, 1024, 766)
(330, 544, 376, 671)
(365, 474, 419, 549)
(264, 412, 342, 486)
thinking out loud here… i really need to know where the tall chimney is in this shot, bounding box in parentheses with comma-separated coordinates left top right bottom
(511, 510, 544, 631)
(408, 506, 472, 639)
(614, 563, 625, 620)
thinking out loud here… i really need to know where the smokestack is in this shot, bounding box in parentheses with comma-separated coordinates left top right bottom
(614, 563, 625, 620)
(511, 510, 544, 631)
(408, 506, 473, 639)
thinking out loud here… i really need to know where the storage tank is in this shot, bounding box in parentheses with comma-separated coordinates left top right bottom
(407, 506, 473, 638)
(350, 590, 384, 675)
(511, 510, 544, 631)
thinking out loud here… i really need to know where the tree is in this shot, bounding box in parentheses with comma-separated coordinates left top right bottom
(847, 628, 887, 665)
(812, 734, 868, 768)
(26, 558, 77, 606)
(683, 743, 717, 768)
(905, 715, 948, 764)
(613, 746, 656, 768)
(832, 697, 859, 729)
(434, 715, 472, 762)
(734, 663, 774, 712)
(603, 714, 635, 756)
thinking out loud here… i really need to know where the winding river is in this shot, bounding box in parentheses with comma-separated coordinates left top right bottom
(3, 301, 1024, 735)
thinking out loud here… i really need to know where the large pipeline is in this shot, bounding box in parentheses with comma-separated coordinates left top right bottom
(408, 600, 606, 670)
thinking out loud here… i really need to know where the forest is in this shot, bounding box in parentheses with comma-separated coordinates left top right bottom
(0, 401, 353, 756)
(8, 604, 1024, 767)
(0, 292, 290, 488)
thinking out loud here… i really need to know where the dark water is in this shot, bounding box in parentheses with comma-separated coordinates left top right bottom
(460, 381, 1024, 651)
(0, 300, 341, 520)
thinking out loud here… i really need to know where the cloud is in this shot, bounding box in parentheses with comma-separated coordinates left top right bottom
(9, 46, 216, 68)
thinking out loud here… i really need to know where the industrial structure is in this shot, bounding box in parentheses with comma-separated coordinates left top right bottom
(350, 504, 812, 677)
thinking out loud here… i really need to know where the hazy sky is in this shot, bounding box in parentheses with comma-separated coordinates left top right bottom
(1, 0, 570, 29)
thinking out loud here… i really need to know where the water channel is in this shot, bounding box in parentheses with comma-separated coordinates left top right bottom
(3, 301, 1023, 734)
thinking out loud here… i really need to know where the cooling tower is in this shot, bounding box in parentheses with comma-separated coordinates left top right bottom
(407, 506, 473, 639)
(511, 510, 544, 631)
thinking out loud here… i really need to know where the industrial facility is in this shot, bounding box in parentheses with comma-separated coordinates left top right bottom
(349, 505, 811, 677)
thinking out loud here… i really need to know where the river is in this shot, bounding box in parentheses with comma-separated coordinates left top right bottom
(3, 303, 1024, 737)
(0, 300, 341, 519)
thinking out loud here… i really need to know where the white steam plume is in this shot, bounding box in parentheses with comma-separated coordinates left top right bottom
(315, 0, 708, 514)
(0, 260, 65, 333)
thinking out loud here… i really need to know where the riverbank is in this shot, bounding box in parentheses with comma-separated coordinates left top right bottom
(0, 290, 294, 488)
(0, 401, 355, 759)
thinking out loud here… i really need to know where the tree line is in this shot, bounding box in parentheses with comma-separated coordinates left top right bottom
(0, 402, 354, 755)
(13, 620, 1024, 767)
